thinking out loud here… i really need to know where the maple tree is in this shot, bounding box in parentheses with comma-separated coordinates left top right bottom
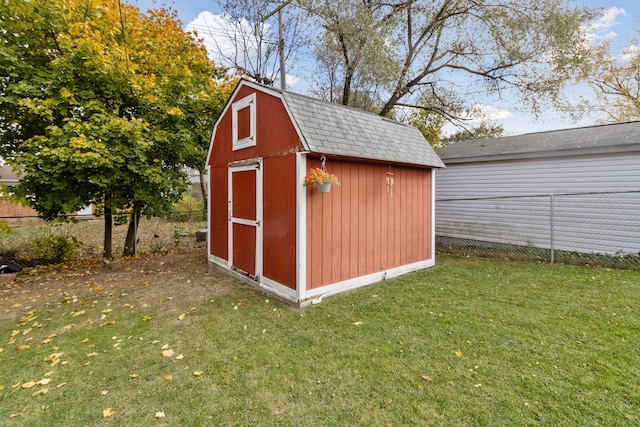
(0, 0, 233, 257)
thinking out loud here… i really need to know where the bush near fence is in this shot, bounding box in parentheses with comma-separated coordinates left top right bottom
(0, 211, 207, 269)
(435, 191, 640, 270)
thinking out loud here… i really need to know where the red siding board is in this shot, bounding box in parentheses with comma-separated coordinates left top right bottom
(306, 159, 433, 290)
(262, 154, 297, 289)
(209, 85, 301, 289)
(209, 165, 228, 260)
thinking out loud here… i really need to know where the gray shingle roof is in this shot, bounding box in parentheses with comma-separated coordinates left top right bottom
(438, 121, 640, 161)
(270, 86, 444, 168)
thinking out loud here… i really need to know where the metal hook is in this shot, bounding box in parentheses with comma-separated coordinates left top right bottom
(320, 155, 327, 172)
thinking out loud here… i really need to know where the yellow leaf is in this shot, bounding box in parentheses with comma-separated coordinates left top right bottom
(37, 378, 50, 385)
(177, 312, 187, 321)
(130, 373, 138, 378)
(165, 375, 173, 380)
(32, 388, 48, 396)
(87, 352, 98, 357)
(175, 354, 184, 360)
(102, 408, 115, 418)
(72, 310, 86, 317)
(16, 344, 31, 351)
(142, 315, 152, 321)
(193, 371, 203, 377)
(22, 380, 37, 389)
(161, 349, 175, 358)
(455, 351, 462, 357)
(81, 338, 90, 343)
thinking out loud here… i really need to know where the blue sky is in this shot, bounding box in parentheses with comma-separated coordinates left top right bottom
(127, 0, 640, 136)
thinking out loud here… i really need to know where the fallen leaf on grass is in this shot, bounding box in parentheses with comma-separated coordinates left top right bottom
(421, 375, 432, 381)
(161, 349, 175, 358)
(16, 344, 30, 351)
(130, 373, 138, 379)
(101, 390, 109, 396)
(32, 388, 48, 396)
(72, 310, 86, 317)
(155, 411, 165, 418)
(102, 408, 115, 418)
(142, 315, 152, 321)
(193, 371, 203, 377)
(45, 352, 63, 365)
(21, 381, 38, 389)
(165, 375, 173, 380)
(175, 354, 184, 360)
(37, 378, 50, 385)
(177, 312, 188, 321)
(455, 351, 462, 357)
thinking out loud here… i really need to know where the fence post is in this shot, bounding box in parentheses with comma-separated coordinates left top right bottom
(550, 194, 555, 264)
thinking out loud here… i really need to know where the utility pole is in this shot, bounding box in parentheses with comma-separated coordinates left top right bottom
(263, 0, 293, 90)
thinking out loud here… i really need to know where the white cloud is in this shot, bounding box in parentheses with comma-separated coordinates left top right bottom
(186, 11, 300, 90)
(186, 12, 263, 69)
(582, 7, 626, 45)
(621, 43, 640, 60)
(589, 7, 626, 31)
(461, 104, 512, 123)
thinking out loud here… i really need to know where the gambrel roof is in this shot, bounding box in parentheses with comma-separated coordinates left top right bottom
(438, 121, 640, 163)
(227, 80, 445, 168)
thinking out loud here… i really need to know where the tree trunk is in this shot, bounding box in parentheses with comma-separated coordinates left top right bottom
(198, 168, 208, 221)
(123, 210, 140, 257)
(103, 206, 113, 259)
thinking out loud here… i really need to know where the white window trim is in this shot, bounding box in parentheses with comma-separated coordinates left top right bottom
(232, 93, 256, 150)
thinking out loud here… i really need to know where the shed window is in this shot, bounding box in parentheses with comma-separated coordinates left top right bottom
(232, 93, 256, 150)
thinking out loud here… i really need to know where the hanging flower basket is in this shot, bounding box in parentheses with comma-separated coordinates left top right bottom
(303, 167, 340, 192)
(316, 181, 332, 193)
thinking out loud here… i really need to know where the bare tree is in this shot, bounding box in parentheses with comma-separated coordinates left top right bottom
(304, 0, 596, 124)
(588, 37, 640, 122)
(193, 0, 310, 88)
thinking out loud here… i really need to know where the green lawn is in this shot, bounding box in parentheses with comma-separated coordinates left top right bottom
(1, 255, 639, 426)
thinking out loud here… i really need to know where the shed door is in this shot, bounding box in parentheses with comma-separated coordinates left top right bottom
(228, 160, 262, 279)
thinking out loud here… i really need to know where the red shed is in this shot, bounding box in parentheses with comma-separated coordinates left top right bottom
(206, 79, 445, 306)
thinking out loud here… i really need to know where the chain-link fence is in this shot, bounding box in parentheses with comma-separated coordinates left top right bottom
(436, 191, 640, 270)
(0, 211, 207, 271)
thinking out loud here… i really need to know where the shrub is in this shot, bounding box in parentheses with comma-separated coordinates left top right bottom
(24, 235, 80, 264)
(172, 193, 204, 222)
